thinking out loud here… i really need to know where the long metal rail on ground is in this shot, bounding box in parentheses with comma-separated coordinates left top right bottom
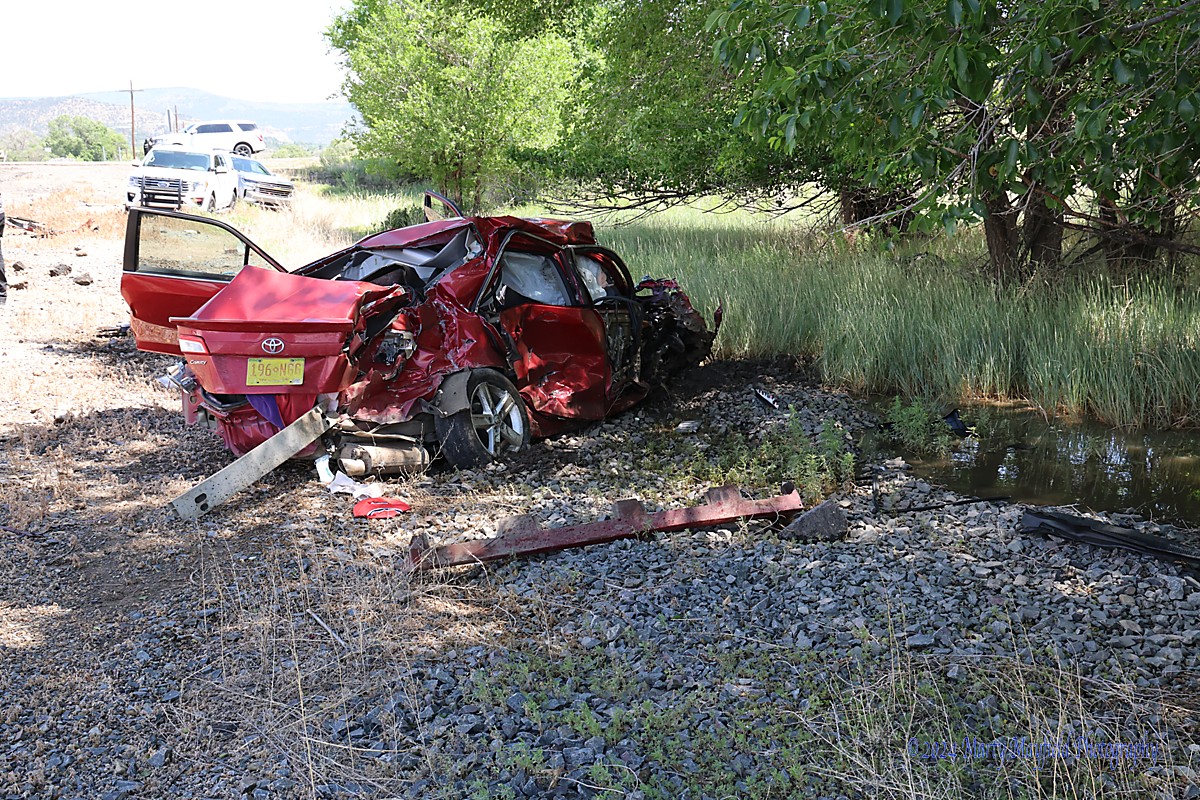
(406, 485, 806, 570)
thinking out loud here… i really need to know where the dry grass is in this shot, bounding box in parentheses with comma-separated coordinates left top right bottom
(20, 187, 128, 239)
(224, 184, 416, 269)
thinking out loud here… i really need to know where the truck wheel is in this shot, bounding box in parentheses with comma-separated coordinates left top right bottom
(233, 143, 252, 156)
(435, 369, 529, 468)
(205, 194, 216, 212)
(229, 190, 238, 209)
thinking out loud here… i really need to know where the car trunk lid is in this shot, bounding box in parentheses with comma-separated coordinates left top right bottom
(173, 267, 407, 395)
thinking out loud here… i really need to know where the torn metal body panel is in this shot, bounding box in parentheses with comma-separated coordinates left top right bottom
(120, 197, 718, 476)
(407, 486, 805, 570)
(1020, 509, 1200, 568)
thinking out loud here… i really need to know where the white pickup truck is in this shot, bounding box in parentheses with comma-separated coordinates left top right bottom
(126, 147, 240, 212)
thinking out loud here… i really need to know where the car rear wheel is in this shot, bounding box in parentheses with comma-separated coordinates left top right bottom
(435, 369, 529, 468)
(229, 190, 238, 209)
(233, 143, 253, 156)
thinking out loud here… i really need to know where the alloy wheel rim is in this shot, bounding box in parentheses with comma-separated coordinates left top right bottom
(470, 384, 524, 456)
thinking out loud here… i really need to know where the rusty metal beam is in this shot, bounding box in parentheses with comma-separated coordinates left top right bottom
(406, 485, 805, 570)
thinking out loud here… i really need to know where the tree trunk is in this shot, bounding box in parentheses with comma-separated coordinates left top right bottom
(983, 190, 1020, 281)
(1020, 83, 1067, 271)
(1022, 192, 1064, 270)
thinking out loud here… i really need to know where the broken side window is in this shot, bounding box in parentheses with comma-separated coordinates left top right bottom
(574, 254, 626, 303)
(496, 250, 571, 307)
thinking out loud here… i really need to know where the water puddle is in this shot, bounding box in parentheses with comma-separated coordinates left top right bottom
(865, 402, 1200, 526)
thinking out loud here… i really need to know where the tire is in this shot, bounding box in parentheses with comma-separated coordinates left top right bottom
(435, 369, 529, 468)
(229, 190, 238, 210)
(205, 194, 216, 213)
(233, 143, 252, 156)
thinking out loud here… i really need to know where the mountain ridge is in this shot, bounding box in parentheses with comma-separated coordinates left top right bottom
(0, 88, 353, 145)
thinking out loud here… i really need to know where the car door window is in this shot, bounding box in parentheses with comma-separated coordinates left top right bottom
(495, 250, 571, 308)
(574, 254, 626, 303)
(134, 212, 268, 279)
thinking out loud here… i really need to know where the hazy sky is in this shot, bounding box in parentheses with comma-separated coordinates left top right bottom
(3, 0, 353, 103)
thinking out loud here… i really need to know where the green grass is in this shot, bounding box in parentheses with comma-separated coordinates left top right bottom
(596, 213, 1200, 429)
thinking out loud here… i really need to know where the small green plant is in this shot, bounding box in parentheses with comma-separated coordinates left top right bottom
(701, 411, 856, 501)
(378, 204, 425, 232)
(882, 396, 957, 457)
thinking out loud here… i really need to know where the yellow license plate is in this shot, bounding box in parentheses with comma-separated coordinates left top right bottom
(246, 357, 305, 386)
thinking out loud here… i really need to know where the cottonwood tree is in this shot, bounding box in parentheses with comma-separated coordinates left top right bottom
(327, 0, 575, 212)
(44, 116, 126, 162)
(544, 0, 825, 216)
(0, 129, 48, 162)
(710, 0, 1200, 278)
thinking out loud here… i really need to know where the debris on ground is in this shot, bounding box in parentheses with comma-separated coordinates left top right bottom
(326, 471, 385, 500)
(1020, 508, 1200, 568)
(352, 497, 411, 519)
(753, 385, 781, 410)
(7, 216, 50, 235)
(780, 499, 849, 542)
(407, 484, 806, 570)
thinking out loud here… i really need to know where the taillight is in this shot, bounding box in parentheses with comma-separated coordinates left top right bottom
(178, 335, 208, 354)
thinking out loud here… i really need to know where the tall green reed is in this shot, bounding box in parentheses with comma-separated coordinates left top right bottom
(598, 214, 1200, 429)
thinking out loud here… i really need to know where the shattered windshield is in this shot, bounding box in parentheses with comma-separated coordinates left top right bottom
(144, 151, 211, 171)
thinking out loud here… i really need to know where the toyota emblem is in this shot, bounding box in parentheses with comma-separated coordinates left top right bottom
(262, 337, 285, 355)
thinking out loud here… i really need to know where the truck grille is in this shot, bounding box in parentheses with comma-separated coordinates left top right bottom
(136, 176, 186, 207)
(258, 183, 292, 198)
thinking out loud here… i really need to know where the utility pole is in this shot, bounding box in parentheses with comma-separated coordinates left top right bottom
(120, 80, 144, 157)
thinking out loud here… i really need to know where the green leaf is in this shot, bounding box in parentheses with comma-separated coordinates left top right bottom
(887, 0, 903, 25)
(954, 46, 969, 82)
(1113, 57, 1134, 85)
(794, 6, 812, 28)
(947, 0, 962, 26)
(1179, 96, 1196, 122)
(910, 102, 926, 127)
(1004, 139, 1019, 175)
(1025, 84, 1042, 107)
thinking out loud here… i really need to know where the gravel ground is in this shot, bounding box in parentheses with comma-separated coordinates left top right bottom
(1, 179, 1198, 800)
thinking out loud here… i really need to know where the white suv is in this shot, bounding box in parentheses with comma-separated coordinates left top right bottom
(148, 120, 265, 156)
(126, 147, 241, 212)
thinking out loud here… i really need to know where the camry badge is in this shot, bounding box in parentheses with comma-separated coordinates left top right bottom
(262, 337, 285, 354)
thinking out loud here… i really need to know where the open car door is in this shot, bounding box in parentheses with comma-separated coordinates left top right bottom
(120, 208, 285, 354)
(423, 190, 464, 222)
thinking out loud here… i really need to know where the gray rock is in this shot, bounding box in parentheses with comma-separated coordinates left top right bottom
(780, 501, 848, 542)
(906, 633, 936, 649)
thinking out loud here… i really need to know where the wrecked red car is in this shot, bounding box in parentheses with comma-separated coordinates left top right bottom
(120, 195, 718, 473)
